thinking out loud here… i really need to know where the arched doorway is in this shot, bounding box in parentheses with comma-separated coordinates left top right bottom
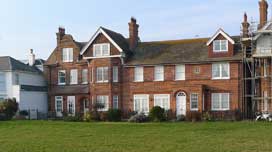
(176, 92, 186, 116)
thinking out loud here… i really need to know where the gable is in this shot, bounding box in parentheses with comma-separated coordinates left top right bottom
(254, 22, 272, 40)
(206, 29, 235, 46)
(80, 27, 124, 55)
(82, 33, 121, 57)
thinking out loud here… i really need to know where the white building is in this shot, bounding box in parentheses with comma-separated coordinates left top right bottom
(0, 52, 47, 118)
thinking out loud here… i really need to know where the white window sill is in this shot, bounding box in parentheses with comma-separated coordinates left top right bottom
(58, 83, 66, 86)
(134, 80, 144, 82)
(213, 50, 228, 53)
(70, 83, 78, 85)
(190, 109, 198, 111)
(81, 82, 88, 84)
(212, 77, 230, 80)
(211, 109, 230, 111)
(175, 79, 185, 81)
(96, 81, 109, 83)
(154, 79, 164, 82)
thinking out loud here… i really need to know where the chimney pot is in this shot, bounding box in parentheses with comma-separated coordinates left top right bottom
(242, 13, 250, 38)
(29, 49, 35, 66)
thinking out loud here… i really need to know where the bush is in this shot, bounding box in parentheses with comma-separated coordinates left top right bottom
(83, 112, 92, 122)
(149, 106, 166, 122)
(0, 98, 18, 120)
(202, 111, 213, 121)
(107, 109, 122, 122)
(63, 114, 82, 122)
(176, 114, 186, 121)
(128, 113, 149, 123)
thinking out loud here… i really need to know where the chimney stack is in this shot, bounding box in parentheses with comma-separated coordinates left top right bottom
(242, 13, 250, 38)
(29, 49, 35, 66)
(128, 17, 139, 51)
(57, 26, 65, 45)
(258, 0, 268, 29)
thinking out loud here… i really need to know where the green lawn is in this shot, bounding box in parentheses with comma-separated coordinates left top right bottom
(0, 121, 272, 152)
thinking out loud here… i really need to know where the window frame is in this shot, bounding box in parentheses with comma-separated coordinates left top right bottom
(96, 67, 109, 83)
(58, 70, 66, 85)
(213, 40, 228, 52)
(97, 95, 109, 111)
(70, 69, 78, 85)
(134, 66, 144, 82)
(93, 43, 110, 57)
(175, 64, 185, 80)
(212, 63, 230, 80)
(133, 94, 149, 114)
(190, 93, 199, 111)
(154, 66, 164, 81)
(55, 96, 63, 112)
(82, 69, 88, 84)
(62, 48, 73, 62)
(113, 66, 119, 83)
(154, 94, 170, 110)
(113, 95, 118, 109)
(211, 93, 230, 111)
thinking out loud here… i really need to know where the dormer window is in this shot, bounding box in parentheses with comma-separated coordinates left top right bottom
(93, 43, 110, 57)
(213, 40, 228, 52)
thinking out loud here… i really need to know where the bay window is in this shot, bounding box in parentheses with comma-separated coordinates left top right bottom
(0, 73, 6, 92)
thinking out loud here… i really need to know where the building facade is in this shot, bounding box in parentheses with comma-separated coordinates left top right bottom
(0, 56, 48, 117)
(44, 17, 245, 119)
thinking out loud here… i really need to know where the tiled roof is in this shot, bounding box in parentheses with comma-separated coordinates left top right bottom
(100, 27, 130, 52)
(125, 36, 242, 65)
(0, 56, 41, 73)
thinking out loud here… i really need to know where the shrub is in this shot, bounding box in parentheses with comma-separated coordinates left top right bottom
(90, 111, 101, 121)
(149, 106, 166, 122)
(202, 111, 213, 121)
(176, 114, 186, 121)
(107, 109, 122, 122)
(99, 112, 108, 121)
(128, 113, 149, 123)
(83, 112, 92, 122)
(63, 114, 82, 122)
(0, 98, 18, 120)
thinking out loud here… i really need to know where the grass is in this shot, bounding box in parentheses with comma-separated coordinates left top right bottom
(0, 121, 272, 152)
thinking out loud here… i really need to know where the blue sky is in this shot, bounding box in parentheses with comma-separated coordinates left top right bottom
(0, 0, 264, 60)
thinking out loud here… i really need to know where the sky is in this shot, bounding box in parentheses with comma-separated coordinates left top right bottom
(0, 0, 265, 60)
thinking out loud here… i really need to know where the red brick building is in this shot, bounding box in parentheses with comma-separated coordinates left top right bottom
(44, 18, 244, 119)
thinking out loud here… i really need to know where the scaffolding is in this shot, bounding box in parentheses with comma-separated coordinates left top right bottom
(241, 20, 272, 119)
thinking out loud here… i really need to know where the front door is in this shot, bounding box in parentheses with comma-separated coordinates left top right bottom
(176, 92, 186, 116)
(55, 96, 63, 117)
(67, 96, 76, 116)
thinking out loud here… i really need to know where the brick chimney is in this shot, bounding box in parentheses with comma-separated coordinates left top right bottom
(242, 13, 250, 38)
(56, 26, 65, 45)
(258, 0, 268, 29)
(128, 17, 139, 51)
